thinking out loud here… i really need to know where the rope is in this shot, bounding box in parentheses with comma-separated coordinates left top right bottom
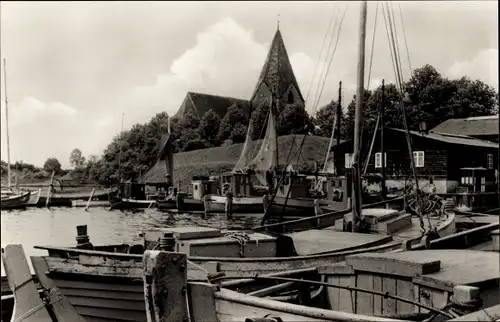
(224, 231, 252, 258)
(382, 1, 431, 232)
(304, 3, 338, 103)
(398, 3, 413, 73)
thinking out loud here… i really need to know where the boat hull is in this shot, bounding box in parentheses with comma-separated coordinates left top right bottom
(0, 191, 30, 210)
(264, 195, 317, 218)
(109, 198, 156, 210)
(204, 195, 263, 214)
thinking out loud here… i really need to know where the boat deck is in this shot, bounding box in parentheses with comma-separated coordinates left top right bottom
(348, 249, 499, 288)
(285, 230, 392, 255)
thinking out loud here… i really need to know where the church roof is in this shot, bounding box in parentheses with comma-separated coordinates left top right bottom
(251, 29, 304, 102)
(175, 92, 250, 120)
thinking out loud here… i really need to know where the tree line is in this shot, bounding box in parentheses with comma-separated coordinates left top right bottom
(2, 64, 497, 183)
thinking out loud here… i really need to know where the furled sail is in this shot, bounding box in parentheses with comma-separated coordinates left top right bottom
(232, 121, 254, 173)
(247, 107, 278, 185)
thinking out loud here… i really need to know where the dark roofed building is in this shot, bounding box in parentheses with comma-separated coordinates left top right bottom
(174, 27, 304, 120)
(141, 132, 174, 187)
(174, 92, 251, 121)
(431, 115, 499, 143)
(335, 125, 498, 194)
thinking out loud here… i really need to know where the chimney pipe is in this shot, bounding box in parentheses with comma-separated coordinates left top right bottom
(419, 121, 428, 134)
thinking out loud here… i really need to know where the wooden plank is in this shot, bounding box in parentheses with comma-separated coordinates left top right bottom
(62, 287, 144, 301)
(395, 279, 414, 314)
(346, 252, 441, 277)
(372, 275, 383, 316)
(30, 256, 87, 321)
(356, 273, 373, 315)
(337, 275, 356, 313)
(382, 276, 397, 315)
(143, 250, 187, 322)
(43, 255, 207, 281)
(49, 277, 143, 293)
(77, 306, 146, 322)
(188, 282, 218, 322)
(1, 244, 53, 321)
(68, 295, 145, 311)
(328, 275, 340, 311)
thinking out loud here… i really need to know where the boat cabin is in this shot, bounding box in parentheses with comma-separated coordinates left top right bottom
(275, 172, 310, 199)
(190, 175, 219, 200)
(119, 181, 146, 200)
(219, 172, 257, 197)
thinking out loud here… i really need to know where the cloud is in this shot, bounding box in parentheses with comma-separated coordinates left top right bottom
(124, 17, 337, 121)
(448, 48, 498, 90)
(0, 97, 110, 168)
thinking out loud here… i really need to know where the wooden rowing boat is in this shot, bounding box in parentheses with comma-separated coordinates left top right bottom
(2, 220, 498, 322)
(0, 191, 30, 210)
(26, 189, 41, 206)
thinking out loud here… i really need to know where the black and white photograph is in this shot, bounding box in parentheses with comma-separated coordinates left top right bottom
(1, 1, 499, 321)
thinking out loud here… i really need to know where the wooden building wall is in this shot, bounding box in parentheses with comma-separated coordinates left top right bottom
(335, 129, 498, 181)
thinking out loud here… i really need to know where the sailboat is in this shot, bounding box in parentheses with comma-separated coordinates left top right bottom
(203, 101, 278, 215)
(1, 58, 30, 210)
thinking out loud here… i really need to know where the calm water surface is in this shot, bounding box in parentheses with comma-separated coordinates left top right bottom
(1, 207, 263, 275)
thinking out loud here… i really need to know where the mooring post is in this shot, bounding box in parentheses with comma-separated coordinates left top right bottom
(225, 192, 233, 220)
(75, 225, 94, 250)
(143, 250, 188, 322)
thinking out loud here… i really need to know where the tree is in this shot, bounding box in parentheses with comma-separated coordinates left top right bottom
(217, 104, 249, 142)
(198, 109, 221, 147)
(43, 157, 62, 174)
(276, 102, 312, 136)
(313, 101, 347, 138)
(69, 148, 86, 168)
(229, 123, 248, 143)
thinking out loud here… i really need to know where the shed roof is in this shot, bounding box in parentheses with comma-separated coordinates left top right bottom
(388, 127, 499, 149)
(430, 115, 499, 137)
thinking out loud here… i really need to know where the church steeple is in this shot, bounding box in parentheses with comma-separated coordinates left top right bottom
(250, 27, 305, 110)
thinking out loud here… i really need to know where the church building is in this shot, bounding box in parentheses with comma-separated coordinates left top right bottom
(174, 27, 305, 121)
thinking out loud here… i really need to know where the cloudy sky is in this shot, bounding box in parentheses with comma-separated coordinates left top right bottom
(0, 1, 497, 168)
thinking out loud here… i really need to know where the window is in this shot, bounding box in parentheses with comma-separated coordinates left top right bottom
(345, 153, 353, 168)
(287, 91, 294, 104)
(374, 152, 387, 168)
(413, 151, 425, 168)
(487, 154, 494, 169)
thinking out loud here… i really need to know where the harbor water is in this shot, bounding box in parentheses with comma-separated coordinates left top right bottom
(1, 207, 263, 276)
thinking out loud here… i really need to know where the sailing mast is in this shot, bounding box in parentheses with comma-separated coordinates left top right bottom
(352, 1, 368, 232)
(117, 112, 125, 183)
(335, 81, 342, 174)
(380, 79, 387, 199)
(3, 58, 12, 191)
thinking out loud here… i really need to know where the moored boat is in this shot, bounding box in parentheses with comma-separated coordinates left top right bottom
(0, 191, 30, 210)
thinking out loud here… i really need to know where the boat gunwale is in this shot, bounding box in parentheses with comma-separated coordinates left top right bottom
(33, 211, 453, 263)
(255, 196, 405, 231)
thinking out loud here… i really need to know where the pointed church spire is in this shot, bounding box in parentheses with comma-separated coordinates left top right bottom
(277, 13, 280, 30)
(250, 27, 305, 105)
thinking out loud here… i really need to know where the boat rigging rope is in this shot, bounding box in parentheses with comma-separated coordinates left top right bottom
(382, 1, 432, 233)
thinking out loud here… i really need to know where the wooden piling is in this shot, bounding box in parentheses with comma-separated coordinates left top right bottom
(46, 170, 55, 207)
(75, 225, 94, 250)
(143, 250, 188, 322)
(84, 187, 96, 211)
